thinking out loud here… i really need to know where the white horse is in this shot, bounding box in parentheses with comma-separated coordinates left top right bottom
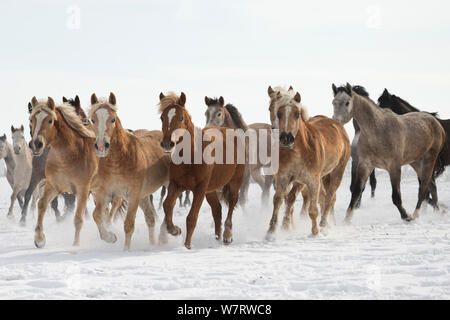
(8, 126, 37, 218)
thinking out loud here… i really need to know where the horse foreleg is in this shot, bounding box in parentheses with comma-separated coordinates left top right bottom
(184, 184, 207, 249)
(123, 193, 141, 251)
(92, 192, 117, 244)
(282, 182, 303, 231)
(345, 162, 373, 224)
(205, 192, 222, 241)
(388, 166, 413, 221)
(34, 185, 58, 248)
(266, 177, 289, 238)
(369, 170, 377, 198)
(139, 196, 156, 245)
(7, 187, 20, 218)
(306, 178, 321, 235)
(161, 183, 183, 244)
(411, 160, 435, 219)
(73, 188, 90, 246)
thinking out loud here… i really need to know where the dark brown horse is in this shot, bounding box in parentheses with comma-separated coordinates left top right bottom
(158, 92, 245, 249)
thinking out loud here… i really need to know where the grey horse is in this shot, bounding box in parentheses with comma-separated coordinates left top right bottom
(332, 83, 445, 222)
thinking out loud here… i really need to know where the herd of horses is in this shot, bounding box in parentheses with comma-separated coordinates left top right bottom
(0, 83, 448, 250)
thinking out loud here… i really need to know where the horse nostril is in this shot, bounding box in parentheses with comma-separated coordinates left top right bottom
(160, 142, 164, 148)
(105, 142, 110, 149)
(169, 141, 175, 148)
(34, 140, 43, 149)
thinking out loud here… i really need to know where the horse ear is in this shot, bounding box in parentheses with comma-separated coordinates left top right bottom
(74, 95, 81, 108)
(332, 83, 338, 96)
(109, 92, 116, 106)
(289, 86, 294, 91)
(219, 96, 224, 106)
(268, 86, 274, 97)
(47, 97, 55, 110)
(11, 125, 14, 133)
(159, 92, 165, 101)
(62, 97, 68, 103)
(383, 88, 389, 95)
(294, 92, 301, 103)
(91, 93, 99, 105)
(205, 96, 211, 106)
(20, 125, 24, 132)
(179, 92, 186, 106)
(28, 102, 32, 114)
(346, 83, 353, 96)
(31, 96, 39, 107)
(0, 134, 6, 141)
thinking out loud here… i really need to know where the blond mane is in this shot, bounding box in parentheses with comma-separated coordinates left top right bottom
(87, 98, 118, 119)
(158, 92, 180, 114)
(58, 104, 96, 138)
(273, 89, 309, 122)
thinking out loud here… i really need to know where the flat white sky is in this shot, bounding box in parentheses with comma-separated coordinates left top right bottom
(1, 0, 449, 140)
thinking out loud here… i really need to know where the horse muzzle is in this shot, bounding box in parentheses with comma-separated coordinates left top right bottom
(31, 138, 45, 156)
(279, 132, 295, 149)
(94, 138, 110, 157)
(160, 140, 175, 154)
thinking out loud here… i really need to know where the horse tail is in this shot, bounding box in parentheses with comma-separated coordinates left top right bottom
(117, 198, 128, 217)
(433, 129, 448, 179)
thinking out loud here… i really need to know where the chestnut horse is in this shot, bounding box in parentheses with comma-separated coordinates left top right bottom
(88, 93, 170, 250)
(158, 92, 245, 249)
(204, 96, 273, 205)
(267, 90, 350, 237)
(29, 97, 98, 248)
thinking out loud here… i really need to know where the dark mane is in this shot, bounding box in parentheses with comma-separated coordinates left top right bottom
(225, 104, 248, 130)
(336, 85, 369, 98)
(392, 94, 439, 117)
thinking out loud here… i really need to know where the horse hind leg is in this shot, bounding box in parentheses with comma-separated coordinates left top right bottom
(238, 166, 251, 208)
(345, 162, 374, 223)
(183, 191, 192, 207)
(410, 159, 436, 219)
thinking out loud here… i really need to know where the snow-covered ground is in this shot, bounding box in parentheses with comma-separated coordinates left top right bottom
(0, 166, 449, 299)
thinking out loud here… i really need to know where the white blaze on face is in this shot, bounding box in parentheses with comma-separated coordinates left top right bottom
(285, 106, 291, 130)
(95, 108, 109, 141)
(33, 111, 49, 141)
(167, 107, 176, 130)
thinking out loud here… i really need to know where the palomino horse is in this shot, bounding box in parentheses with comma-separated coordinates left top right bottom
(332, 83, 446, 222)
(0, 134, 25, 208)
(8, 125, 37, 218)
(266, 90, 350, 237)
(267, 85, 334, 222)
(158, 92, 245, 249)
(204, 96, 273, 205)
(88, 93, 170, 250)
(29, 97, 98, 248)
(20, 98, 85, 225)
(378, 88, 450, 210)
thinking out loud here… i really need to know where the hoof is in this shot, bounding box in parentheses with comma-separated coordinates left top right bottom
(215, 234, 222, 241)
(19, 217, 27, 227)
(319, 220, 329, 228)
(265, 231, 275, 242)
(223, 237, 233, 245)
(344, 216, 352, 225)
(34, 236, 46, 249)
(7, 214, 15, 220)
(102, 232, 117, 244)
(168, 225, 182, 236)
(402, 214, 414, 222)
(184, 243, 192, 250)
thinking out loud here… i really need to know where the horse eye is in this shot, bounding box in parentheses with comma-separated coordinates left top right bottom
(111, 118, 116, 123)
(48, 119, 53, 124)
(217, 113, 221, 117)
(91, 119, 95, 124)
(346, 102, 349, 107)
(294, 112, 300, 119)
